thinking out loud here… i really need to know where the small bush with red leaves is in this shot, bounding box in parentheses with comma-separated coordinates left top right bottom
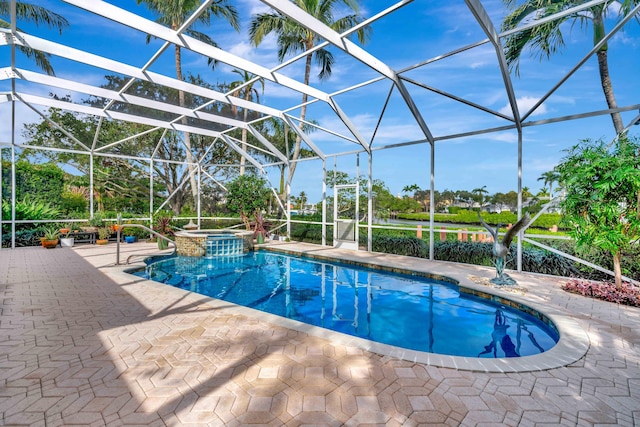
(562, 279, 640, 307)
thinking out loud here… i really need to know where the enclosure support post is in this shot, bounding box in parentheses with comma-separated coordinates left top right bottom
(429, 142, 435, 261)
(355, 154, 360, 250)
(89, 153, 94, 217)
(197, 163, 201, 229)
(149, 159, 154, 229)
(286, 167, 291, 239)
(10, 144, 16, 249)
(322, 158, 327, 246)
(367, 152, 373, 252)
(516, 129, 523, 272)
(9, 0, 17, 249)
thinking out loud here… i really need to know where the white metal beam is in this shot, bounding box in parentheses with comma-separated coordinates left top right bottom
(16, 92, 224, 139)
(260, 0, 397, 80)
(61, 0, 331, 104)
(7, 68, 249, 130)
(465, 0, 521, 127)
(220, 134, 265, 173)
(282, 115, 326, 160)
(7, 31, 283, 119)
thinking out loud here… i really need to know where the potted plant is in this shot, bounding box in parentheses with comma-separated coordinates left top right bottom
(83, 213, 104, 232)
(60, 225, 75, 248)
(42, 227, 60, 249)
(96, 227, 110, 245)
(253, 211, 268, 244)
(123, 227, 136, 243)
(153, 215, 174, 250)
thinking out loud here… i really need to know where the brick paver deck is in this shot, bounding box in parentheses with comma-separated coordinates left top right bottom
(0, 242, 638, 426)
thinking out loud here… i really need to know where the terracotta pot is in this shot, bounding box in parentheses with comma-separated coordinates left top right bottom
(43, 239, 58, 249)
(96, 239, 108, 245)
(59, 228, 70, 234)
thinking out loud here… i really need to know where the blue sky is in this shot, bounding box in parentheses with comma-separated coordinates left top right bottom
(2, 0, 639, 203)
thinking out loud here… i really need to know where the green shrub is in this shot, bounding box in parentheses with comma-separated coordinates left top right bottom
(396, 211, 562, 230)
(1, 225, 47, 248)
(61, 191, 87, 213)
(2, 160, 64, 203)
(1, 197, 61, 223)
(369, 235, 428, 257)
(434, 241, 493, 266)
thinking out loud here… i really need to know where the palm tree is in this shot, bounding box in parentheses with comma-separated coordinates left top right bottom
(137, 0, 239, 202)
(228, 69, 264, 176)
(402, 184, 420, 199)
(472, 185, 489, 208)
(500, 0, 638, 135)
(257, 117, 316, 198)
(298, 191, 308, 210)
(537, 170, 560, 198)
(249, 0, 369, 189)
(0, 1, 69, 75)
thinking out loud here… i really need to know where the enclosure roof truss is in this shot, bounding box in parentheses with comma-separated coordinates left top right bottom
(1, 0, 638, 175)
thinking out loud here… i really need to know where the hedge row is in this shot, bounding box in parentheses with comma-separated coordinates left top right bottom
(288, 222, 639, 281)
(397, 210, 562, 230)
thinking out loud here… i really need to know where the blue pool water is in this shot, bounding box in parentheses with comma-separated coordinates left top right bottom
(133, 251, 559, 358)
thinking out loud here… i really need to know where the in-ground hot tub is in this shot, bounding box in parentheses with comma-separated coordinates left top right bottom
(174, 229, 254, 257)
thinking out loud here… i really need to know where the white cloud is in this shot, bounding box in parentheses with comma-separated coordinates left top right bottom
(499, 96, 549, 117)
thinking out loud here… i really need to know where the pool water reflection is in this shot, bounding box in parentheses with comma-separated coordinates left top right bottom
(133, 251, 559, 358)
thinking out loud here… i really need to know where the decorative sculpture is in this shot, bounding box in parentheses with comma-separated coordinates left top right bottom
(478, 212, 531, 285)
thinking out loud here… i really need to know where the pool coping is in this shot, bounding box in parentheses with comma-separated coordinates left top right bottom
(116, 242, 590, 373)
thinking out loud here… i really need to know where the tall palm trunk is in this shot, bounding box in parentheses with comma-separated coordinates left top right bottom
(175, 44, 199, 203)
(593, 13, 624, 135)
(240, 89, 251, 175)
(286, 49, 313, 191)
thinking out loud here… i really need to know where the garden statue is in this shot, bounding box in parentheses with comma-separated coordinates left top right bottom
(478, 212, 531, 285)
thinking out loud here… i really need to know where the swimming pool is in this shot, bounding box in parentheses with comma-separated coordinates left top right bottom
(133, 251, 559, 359)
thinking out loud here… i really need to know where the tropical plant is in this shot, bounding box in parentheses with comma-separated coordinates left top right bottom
(87, 212, 105, 228)
(153, 214, 175, 237)
(225, 174, 271, 231)
(500, 0, 638, 134)
(42, 226, 60, 241)
(137, 0, 239, 202)
(0, 1, 69, 75)
(563, 279, 639, 307)
(249, 0, 369, 189)
(122, 227, 136, 237)
(555, 137, 640, 288)
(1, 196, 61, 222)
(97, 227, 111, 240)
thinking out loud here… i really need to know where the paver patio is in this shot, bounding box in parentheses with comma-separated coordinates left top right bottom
(0, 242, 638, 426)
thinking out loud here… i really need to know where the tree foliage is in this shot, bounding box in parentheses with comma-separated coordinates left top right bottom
(0, 1, 69, 75)
(21, 75, 237, 215)
(1, 160, 64, 203)
(500, 0, 638, 134)
(556, 137, 640, 287)
(249, 0, 369, 189)
(225, 174, 271, 230)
